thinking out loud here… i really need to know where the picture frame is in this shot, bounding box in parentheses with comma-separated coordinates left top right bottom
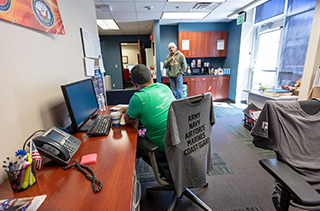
(122, 56, 128, 64)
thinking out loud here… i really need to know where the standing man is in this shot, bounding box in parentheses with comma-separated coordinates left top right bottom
(120, 64, 176, 163)
(164, 42, 187, 99)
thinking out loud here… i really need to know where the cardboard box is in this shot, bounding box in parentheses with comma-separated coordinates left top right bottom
(307, 86, 320, 99)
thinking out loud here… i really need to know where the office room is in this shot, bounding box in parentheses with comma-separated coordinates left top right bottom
(1, 0, 320, 210)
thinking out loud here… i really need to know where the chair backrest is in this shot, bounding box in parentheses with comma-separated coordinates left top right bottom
(251, 99, 320, 192)
(164, 93, 215, 197)
(106, 89, 137, 105)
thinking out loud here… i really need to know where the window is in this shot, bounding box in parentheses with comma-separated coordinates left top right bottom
(255, 0, 285, 23)
(278, 9, 315, 85)
(252, 0, 316, 87)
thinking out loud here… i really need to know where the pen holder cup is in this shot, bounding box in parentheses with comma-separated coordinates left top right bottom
(7, 162, 37, 192)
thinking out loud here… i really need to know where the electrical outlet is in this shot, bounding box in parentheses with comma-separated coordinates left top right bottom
(113, 84, 115, 87)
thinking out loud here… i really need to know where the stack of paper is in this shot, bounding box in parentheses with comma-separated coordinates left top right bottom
(263, 89, 292, 97)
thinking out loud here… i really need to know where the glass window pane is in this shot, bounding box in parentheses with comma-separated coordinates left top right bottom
(278, 9, 314, 85)
(255, 0, 285, 23)
(288, 0, 316, 14)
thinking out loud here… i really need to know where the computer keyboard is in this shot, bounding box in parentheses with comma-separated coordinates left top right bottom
(87, 114, 111, 137)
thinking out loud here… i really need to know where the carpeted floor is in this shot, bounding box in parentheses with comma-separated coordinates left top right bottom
(223, 124, 276, 159)
(213, 102, 246, 118)
(136, 147, 232, 182)
(224, 207, 263, 211)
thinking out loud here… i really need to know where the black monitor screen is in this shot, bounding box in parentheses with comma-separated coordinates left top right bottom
(61, 78, 98, 132)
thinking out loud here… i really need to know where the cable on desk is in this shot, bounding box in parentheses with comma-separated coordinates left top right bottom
(22, 129, 46, 150)
(58, 127, 70, 134)
(62, 159, 103, 193)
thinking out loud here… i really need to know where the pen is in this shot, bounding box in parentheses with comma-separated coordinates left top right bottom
(7, 157, 17, 179)
(2, 165, 9, 173)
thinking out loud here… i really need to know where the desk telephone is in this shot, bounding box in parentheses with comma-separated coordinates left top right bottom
(33, 126, 82, 166)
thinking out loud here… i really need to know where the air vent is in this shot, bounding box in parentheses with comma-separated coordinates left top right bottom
(189, 2, 221, 11)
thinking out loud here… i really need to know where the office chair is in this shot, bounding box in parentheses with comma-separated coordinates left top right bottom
(138, 93, 214, 211)
(251, 99, 320, 211)
(259, 159, 320, 211)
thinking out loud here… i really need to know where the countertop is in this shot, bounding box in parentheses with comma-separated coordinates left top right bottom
(161, 74, 230, 78)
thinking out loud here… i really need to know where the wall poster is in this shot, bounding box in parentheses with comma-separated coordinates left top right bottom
(0, 0, 65, 35)
(92, 67, 105, 102)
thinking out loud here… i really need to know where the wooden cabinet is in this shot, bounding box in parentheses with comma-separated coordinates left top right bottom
(209, 76, 229, 101)
(178, 31, 228, 58)
(187, 77, 209, 96)
(178, 32, 202, 57)
(161, 75, 229, 101)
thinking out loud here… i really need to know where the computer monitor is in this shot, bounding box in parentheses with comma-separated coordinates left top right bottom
(61, 78, 98, 132)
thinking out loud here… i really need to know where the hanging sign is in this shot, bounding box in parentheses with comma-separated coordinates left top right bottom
(0, 0, 65, 35)
(237, 12, 246, 25)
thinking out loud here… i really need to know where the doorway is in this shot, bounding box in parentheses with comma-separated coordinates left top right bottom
(120, 40, 146, 89)
(250, 20, 284, 89)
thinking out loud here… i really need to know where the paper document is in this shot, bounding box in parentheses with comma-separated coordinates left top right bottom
(110, 104, 129, 111)
(182, 40, 189, 50)
(84, 57, 95, 76)
(217, 40, 225, 50)
(99, 56, 105, 73)
(120, 115, 126, 125)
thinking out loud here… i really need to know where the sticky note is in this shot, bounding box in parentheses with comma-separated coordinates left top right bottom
(80, 154, 97, 165)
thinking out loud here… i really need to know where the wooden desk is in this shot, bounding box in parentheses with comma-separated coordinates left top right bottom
(0, 108, 138, 210)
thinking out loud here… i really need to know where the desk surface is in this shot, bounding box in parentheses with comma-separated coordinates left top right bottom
(243, 89, 299, 109)
(0, 108, 137, 210)
(243, 89, 299, 100)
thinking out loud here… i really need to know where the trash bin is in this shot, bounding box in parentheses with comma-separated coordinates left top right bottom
(104, 75, 112, 91)
(242, 103, 261, 131)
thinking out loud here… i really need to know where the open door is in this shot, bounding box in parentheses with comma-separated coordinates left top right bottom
(138, 39, 143, 64)
(120, 40, 146, 89)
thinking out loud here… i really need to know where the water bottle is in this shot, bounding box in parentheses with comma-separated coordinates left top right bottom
(98, 93, 106, 111)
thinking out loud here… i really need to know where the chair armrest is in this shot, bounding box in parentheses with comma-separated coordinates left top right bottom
(137, 136, 158, 152)
(259, 159, 320, 206)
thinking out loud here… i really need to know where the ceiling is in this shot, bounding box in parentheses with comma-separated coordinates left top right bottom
(95, 0, 256, 35)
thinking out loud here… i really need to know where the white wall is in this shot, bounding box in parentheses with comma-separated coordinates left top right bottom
(236, 10, 254, 103)
(0, 0, 98, 184)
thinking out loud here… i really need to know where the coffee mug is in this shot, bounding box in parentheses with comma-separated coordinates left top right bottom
(110, 112, 121, 127)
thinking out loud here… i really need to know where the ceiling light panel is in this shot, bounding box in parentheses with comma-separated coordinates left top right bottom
(161, 12, 209, 19)
(96, 19, 120, 30)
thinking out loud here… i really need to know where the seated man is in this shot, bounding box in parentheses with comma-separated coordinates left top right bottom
(120, 64, 176, 162)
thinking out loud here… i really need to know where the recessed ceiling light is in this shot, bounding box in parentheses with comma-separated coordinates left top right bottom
(161, 12, 210, 19)
(96, 19, 119, 30)
(167, 0, 225, 2)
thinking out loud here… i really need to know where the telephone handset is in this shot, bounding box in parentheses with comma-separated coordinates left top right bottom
(33, 126, 82, 166)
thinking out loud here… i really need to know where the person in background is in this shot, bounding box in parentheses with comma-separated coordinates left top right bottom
(120, 64, 176, 164)
(164, 42, 187, 99)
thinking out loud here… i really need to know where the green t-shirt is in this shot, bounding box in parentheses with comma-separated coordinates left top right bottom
(126, 83, 176, 152)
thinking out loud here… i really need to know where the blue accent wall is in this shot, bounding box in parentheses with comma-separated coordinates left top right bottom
(159, 25, 178, 74)
(223, 20, 242, 101)
(100, 35, 151, 89)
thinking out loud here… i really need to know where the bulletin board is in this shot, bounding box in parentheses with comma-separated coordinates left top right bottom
(80, 28, 101, 59)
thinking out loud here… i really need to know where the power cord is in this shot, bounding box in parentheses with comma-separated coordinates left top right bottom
(22, 130, 46, 150)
